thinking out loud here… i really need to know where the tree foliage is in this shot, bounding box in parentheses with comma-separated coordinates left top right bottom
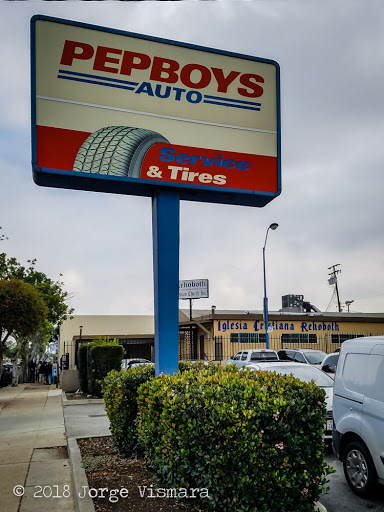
(0, 278, 48, 365)
(0, 253, 73, 326)
(0, 253, 74, 380)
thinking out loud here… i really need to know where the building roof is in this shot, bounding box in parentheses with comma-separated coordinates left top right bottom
(180, 309, 384, 324)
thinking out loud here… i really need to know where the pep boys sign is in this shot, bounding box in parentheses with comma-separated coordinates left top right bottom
(31, 15, 281, 207)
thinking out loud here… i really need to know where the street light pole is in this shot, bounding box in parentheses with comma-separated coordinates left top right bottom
(263, 223, 278, 349)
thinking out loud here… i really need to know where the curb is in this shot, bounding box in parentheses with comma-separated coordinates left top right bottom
(62, 391, 104, 407)
(66, 432, 327, 512)
(68, 437, 95, 512)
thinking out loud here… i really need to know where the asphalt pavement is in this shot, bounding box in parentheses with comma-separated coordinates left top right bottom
(321, 450, 384, 512)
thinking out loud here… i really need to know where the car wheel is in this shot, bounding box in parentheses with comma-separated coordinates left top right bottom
(73, 126, 169, 178)
(343, 440, 378, 497)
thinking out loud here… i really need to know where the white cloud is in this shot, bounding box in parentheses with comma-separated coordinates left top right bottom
(0, 1, 383, 317)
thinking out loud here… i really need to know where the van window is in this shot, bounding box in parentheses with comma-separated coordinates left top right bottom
(365, 354, 384, 403)
(343, 353, 384, 401)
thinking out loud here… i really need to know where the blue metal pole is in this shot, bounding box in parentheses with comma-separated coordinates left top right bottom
(152, 191, 180, 376)
(262, 223, 278, 350)
(263, 245, 269, 349)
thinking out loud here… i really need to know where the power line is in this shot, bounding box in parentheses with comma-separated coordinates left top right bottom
(325, 290, 337, 312)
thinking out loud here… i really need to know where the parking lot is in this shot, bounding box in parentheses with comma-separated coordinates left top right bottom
(320, 450, 384, 511)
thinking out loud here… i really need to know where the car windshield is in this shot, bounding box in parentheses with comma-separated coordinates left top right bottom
(303, 351, 327, 365)
(265, 365, 334, 387)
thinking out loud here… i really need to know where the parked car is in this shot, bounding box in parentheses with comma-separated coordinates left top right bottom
(321, 352, 340, 378)
(333, 336, 384, 498)
(0, 362, 13, 387)
(122, 358, 153, 370)
(245, 361, 335, 441)
(277, 348, 327, 368)
(225, 349, 279, 369)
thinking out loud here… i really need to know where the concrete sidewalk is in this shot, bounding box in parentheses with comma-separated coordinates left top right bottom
(0, 383, 75, 512)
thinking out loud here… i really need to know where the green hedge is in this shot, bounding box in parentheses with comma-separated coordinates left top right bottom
(137, 366, 332, 512)
(88, 344, 124, 396)
(77, 344, 89, 393)
(102, 362, 221, 457)
(102, 365, 155, 456)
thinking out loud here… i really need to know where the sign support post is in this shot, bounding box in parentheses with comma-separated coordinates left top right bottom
(31, 16, 281, 376)
(189, 298, 193, 359)
(152, 191, 180, 376)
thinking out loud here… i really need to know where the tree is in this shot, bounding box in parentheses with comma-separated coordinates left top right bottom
(0, 254, 73, 326)
(0, 278, 48, 372)
(0, 253, 74, 380)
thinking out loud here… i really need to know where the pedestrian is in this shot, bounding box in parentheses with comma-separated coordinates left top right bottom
(28, 359, 36, 383)
(40, 361, 47, 383)
(47, 361, 53, 385)
(11, 359, 19, 387)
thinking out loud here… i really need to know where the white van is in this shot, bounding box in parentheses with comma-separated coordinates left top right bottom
(333, 336, 384, 497)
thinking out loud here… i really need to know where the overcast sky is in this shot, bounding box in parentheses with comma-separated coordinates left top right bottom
(1, 1, 383, 317)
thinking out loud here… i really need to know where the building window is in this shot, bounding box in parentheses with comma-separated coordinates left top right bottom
(281, 333, 317, 344)
(331, 334, 364, 344)
(230, 332, 266, 343)
(215, 336, 223, 361)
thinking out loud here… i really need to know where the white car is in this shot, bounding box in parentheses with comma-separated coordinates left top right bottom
(122, 358, 153, 370)
(225, 349, 279, 369)
(320, 352, 340, 379)
(245, 361, 334, 440)
(277, 348, 327, 368)
(333, 337, 384, 497)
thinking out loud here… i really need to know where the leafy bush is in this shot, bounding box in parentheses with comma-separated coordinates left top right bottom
(88, 343, 124, 396)
(102, 365, 155, 456)
(78, 337, 121, 394)
(137, 366, 332, 512)
(77, 344, 89, 393)
(102, 361, 221, 457)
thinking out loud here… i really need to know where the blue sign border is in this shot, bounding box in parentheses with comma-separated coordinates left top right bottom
(31, 14, 281, 208)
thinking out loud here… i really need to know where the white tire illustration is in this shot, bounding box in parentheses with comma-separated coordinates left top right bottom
(73, 126, 169, 178)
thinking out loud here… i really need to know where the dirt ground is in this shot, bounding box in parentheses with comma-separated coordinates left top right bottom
(78, 437, 205, 512)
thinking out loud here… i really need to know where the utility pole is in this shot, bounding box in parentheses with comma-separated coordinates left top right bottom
(328, 264, 342, 312)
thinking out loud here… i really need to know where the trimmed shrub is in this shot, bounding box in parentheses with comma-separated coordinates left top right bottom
(102, 361, 221, 457)
(88, 344, 124, 396)
(77, 344, 89, 393)
(102, 365, 155, 457)
(137, 367, 333, 512)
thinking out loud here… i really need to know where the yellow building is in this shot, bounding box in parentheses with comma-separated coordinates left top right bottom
(184, 309, 384, 361)
(59, 309, 384, 368)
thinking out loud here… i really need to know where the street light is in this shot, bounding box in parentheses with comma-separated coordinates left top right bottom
(263, 223, 278, 349)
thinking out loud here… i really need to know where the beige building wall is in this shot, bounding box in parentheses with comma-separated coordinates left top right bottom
(60, 314, 154, 342)
(59, 315, 155, 368)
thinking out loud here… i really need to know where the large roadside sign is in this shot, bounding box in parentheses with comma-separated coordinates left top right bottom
(31, 15, 281, 207)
